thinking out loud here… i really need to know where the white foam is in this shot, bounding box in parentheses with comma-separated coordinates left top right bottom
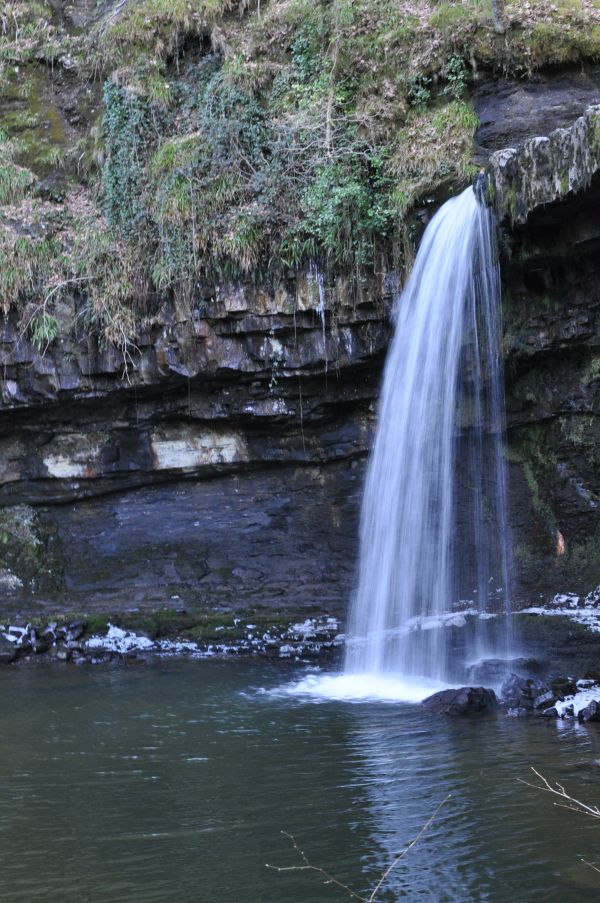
(269, 671, 448, 704)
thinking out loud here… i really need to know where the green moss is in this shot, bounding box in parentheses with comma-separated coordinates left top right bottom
(85, 607, 303, 644)
(0, 2, 63, 66)
(560, 414, 596, 449)
(559, 170, 570, 196)
(430, 1, 485, 31)
(558, 413, 600, 474)
(507, 432, 557, 530)
(521, 20, 600, 68)
(0, 67, 71, 177)
(591, 111, 600, 149)
(0, 506, 63, 594)
(3, 0, 600, 349)
(73, 224, 144, 355)
(503, 185, 518, 224)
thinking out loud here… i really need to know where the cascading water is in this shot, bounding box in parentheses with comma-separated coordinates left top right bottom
(344, 184, 512, 685)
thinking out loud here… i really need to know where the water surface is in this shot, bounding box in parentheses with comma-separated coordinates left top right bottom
(1, 661, 599, 902)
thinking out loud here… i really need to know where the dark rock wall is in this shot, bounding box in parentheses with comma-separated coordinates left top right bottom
(473, 72, 600, 600)
(503, 174, 600, 597)
(5, 463, 361, 621)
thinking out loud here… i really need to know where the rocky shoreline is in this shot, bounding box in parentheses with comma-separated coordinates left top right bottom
(423, 672, 600, 724)
(5, 598, 600, 669)
(0, 614, 345, 667)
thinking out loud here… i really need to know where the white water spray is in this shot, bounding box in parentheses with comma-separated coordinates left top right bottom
(344, 185, 512, 685)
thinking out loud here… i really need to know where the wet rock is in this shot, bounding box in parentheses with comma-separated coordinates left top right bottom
(468, 656, 546, 685)
(550, 677, 577, 700)
(32, 635, 52, 654)
(66, 622, 86, 642)
(584, 670, 600, 684)
(422, 686, 498, 716)
(579, 700, 600, 722)
(466, 659, 510, 685)
(499, 674, 561, 712)
(0, 635, 19, 664)
(7, 625, 28, 642)
(501, 674, 548, 709)
(533, 690, 557, 712)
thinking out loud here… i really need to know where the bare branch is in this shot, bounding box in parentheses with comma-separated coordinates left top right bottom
(368, 793, 452, 902)
(266, 794, 451, 902)
(518, 767, 600, 819)
(266, 831, 368, 901)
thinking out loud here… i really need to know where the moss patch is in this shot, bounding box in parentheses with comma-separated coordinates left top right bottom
(2, 0, 600, 348)
(0, 506, 63, 594)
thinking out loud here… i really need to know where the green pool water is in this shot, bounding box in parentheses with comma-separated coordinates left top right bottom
(1, 660, 599, 902)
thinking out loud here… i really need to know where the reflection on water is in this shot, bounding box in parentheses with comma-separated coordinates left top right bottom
(0, 662, 600, 902)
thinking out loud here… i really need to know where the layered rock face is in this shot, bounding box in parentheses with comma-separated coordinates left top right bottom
(0, 273, 390, 616)
(2, 72, 600, 617)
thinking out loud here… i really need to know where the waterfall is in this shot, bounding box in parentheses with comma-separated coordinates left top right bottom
(345, 185, 511, 683)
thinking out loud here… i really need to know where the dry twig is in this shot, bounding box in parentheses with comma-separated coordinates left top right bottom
(519, 767, 600, 876)
(518, 767, 600, 819)
(266, 793, 451, 901)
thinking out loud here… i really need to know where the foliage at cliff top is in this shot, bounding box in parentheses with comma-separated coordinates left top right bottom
(1, 0, 600, 349)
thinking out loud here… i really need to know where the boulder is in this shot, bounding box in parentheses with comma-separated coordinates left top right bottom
(550, 677, 577, 700)
(0, 635, 19, 665)
(500, 674, 553, 710)
(579, 700, 600, 723)
(66, 622, 86, 642)
(533, 690, 557, 712)
(32, 636, 52, 654)
(467, 657, 546, 686)
(422, 686, 498, 716)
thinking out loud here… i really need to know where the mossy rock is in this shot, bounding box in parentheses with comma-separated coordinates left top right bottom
(0, 506, 64, 595)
